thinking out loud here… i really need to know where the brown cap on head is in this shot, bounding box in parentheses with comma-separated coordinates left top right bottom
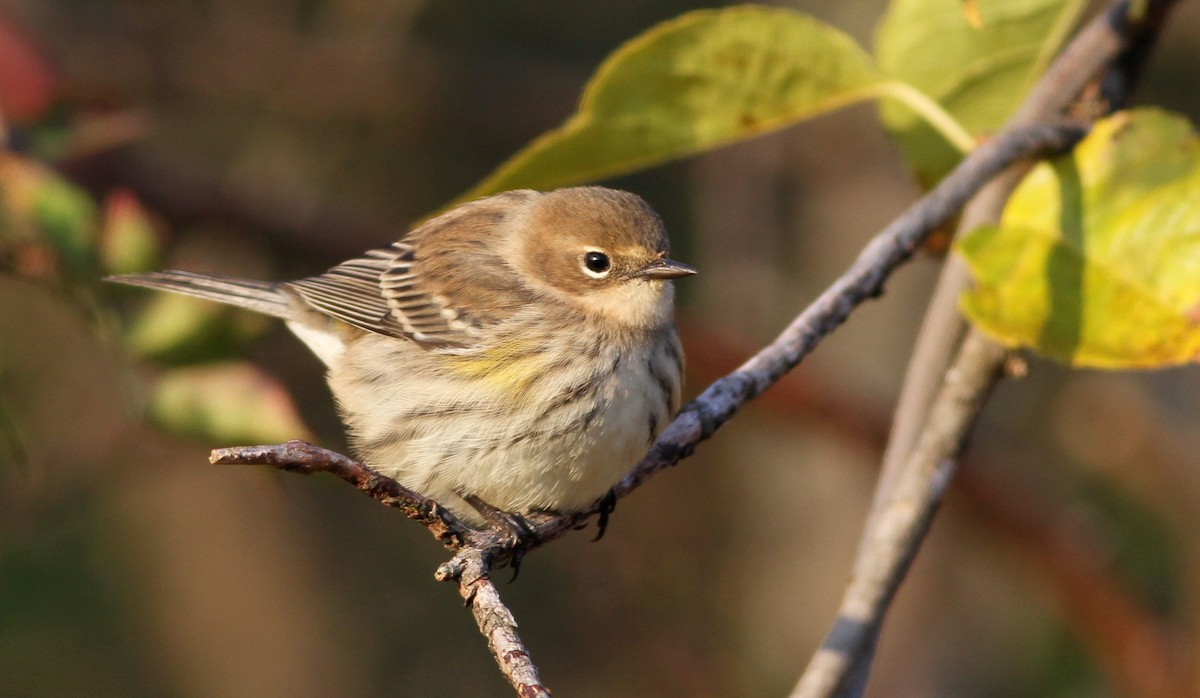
(520, 186, 695, 294)
(526, 186, 670, 254)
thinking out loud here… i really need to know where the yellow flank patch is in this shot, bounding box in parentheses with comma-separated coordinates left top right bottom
(447, 338, 545, 393)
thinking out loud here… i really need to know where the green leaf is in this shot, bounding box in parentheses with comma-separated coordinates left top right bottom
(959, 109, 1200, 369)
(149, 362, 314, 444)
(123, 293, 271, 363)
(876, 0, 1086, 186)
(99, 189, 161, 275)
(0, 154, 98, 276)
(453, 6, 890, 204)
(32, 170, 98, 276)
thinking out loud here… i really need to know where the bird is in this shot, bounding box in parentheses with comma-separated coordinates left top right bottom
(109, 186, 696, 528)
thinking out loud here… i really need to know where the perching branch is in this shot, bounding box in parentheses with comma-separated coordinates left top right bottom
(210, 440, 468, 547)
(798, 1, 1180, 696)
(210, 117, 1082, 696)
(212, 441, 551, 698)
(446, 551, 552, 698)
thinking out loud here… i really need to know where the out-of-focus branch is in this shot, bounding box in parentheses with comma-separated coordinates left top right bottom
(801, 1, 1180, 696)
(794, 330, 1009, 698)
(682, 318, 1195, 697)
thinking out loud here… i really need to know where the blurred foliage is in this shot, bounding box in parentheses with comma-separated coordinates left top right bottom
(0, 501, 162, 697)
(98, 189, 160, 276)
(0, 153, 96, 280)
(149, 362, 314, 444)
(1078, 475, 1181, 615)
(121, 293, 271, 364)
(960, 109, 1200, 368)
(0, 147, 305, 443)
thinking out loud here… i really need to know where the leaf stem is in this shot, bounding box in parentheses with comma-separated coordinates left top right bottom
(880, 81, 977, 154)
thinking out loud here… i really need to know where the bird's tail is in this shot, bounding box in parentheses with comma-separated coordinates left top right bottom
(107, 271, 296, 320)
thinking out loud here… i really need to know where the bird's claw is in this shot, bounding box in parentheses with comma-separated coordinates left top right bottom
(464, 494, 540, 581)
(593, 488, 617, 541)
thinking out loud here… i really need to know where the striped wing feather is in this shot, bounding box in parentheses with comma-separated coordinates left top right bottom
(288, 191, 540, 349)
(288, 242, 482, 348)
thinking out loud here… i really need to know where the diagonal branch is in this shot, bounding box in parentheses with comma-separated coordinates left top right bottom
(208, 119, 1082, 697)
(440, 119, 1085, 573)
(211, 440, 468, 547)
(793, 329, 1010, 698)
(212, 441, 552, 696)
(618, 124, 1081, 485)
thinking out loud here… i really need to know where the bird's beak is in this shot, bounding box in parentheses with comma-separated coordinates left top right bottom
(637, 258, 697, 280)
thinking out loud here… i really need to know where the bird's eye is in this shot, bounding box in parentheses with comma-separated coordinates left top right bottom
(582, 250, 611, 278)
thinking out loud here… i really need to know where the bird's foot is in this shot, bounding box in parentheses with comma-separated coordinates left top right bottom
(464, 495, 540, 581)
(593, 488, 617, 541)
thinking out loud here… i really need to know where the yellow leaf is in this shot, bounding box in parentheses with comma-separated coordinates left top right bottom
(959, 109, 1200, 368)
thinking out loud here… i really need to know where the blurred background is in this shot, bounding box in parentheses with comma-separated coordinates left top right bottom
(1, 1, 1199, 696)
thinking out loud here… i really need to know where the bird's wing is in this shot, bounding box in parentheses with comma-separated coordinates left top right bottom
(288, 242, 478, 348)
(289, 191, 538, 349)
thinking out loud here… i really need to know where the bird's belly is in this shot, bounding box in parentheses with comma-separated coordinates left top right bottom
(333, 340, 675, 522)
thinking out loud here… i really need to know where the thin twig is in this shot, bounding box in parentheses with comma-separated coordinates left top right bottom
(794, 330, 1009, 698)
(803, 0, 1180, 695)
(450, 551, 553, 698)
(212, 441, 552, 695)
(211, 440, 467, 547)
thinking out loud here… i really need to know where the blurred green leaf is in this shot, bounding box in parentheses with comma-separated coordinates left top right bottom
(876, 0, 1086, 186)
(0, 153, 97, 277)
(123, 293, 271, 363)
(99, 189, 161, 276)
(959, 109, 1200, 368)
(149, 362, 314, 444)
(454, 6, 892, 204)
(1078, 477, 1180, 615)
(31, 170, 97, 276)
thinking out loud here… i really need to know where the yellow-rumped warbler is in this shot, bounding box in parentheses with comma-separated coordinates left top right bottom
(110, 186, 695, 525)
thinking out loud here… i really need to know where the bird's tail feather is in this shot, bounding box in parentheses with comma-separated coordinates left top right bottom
(107, 271, 295, 320)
